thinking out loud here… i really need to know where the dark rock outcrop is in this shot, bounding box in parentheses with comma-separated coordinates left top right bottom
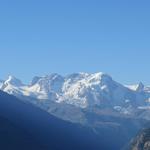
(130, 128, 150, 150)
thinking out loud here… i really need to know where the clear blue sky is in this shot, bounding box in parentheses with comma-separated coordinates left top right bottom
(0, 0, 150, 84)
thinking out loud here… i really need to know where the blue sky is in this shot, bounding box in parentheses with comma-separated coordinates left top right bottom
(0, 0, 150, 84)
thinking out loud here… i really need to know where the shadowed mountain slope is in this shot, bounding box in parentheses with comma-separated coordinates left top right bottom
(0, 90, 118, 150)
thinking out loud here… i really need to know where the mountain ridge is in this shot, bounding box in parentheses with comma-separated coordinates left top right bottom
(1, 72, 150, 119)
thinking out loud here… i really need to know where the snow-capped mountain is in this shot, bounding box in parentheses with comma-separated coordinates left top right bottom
(125, 82, 145, 92)
(1, 76, 25, 95)
(0, 72, 150, 110)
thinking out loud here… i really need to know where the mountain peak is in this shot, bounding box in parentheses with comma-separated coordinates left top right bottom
(31, 74, 64, 85)
(4, 75, 23, 87)
(31, 76, 41, 85)
(92, 72, 112, 80)
(136, 82, 144, 92)
(126, 82, 145, 92)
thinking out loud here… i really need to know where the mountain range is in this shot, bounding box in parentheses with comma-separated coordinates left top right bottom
(1, 72, 150, 117)
(1, 72, 150, 149)
(0, 85, 147, 150)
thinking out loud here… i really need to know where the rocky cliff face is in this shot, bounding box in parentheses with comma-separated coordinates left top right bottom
(130, 128, 150, 150)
